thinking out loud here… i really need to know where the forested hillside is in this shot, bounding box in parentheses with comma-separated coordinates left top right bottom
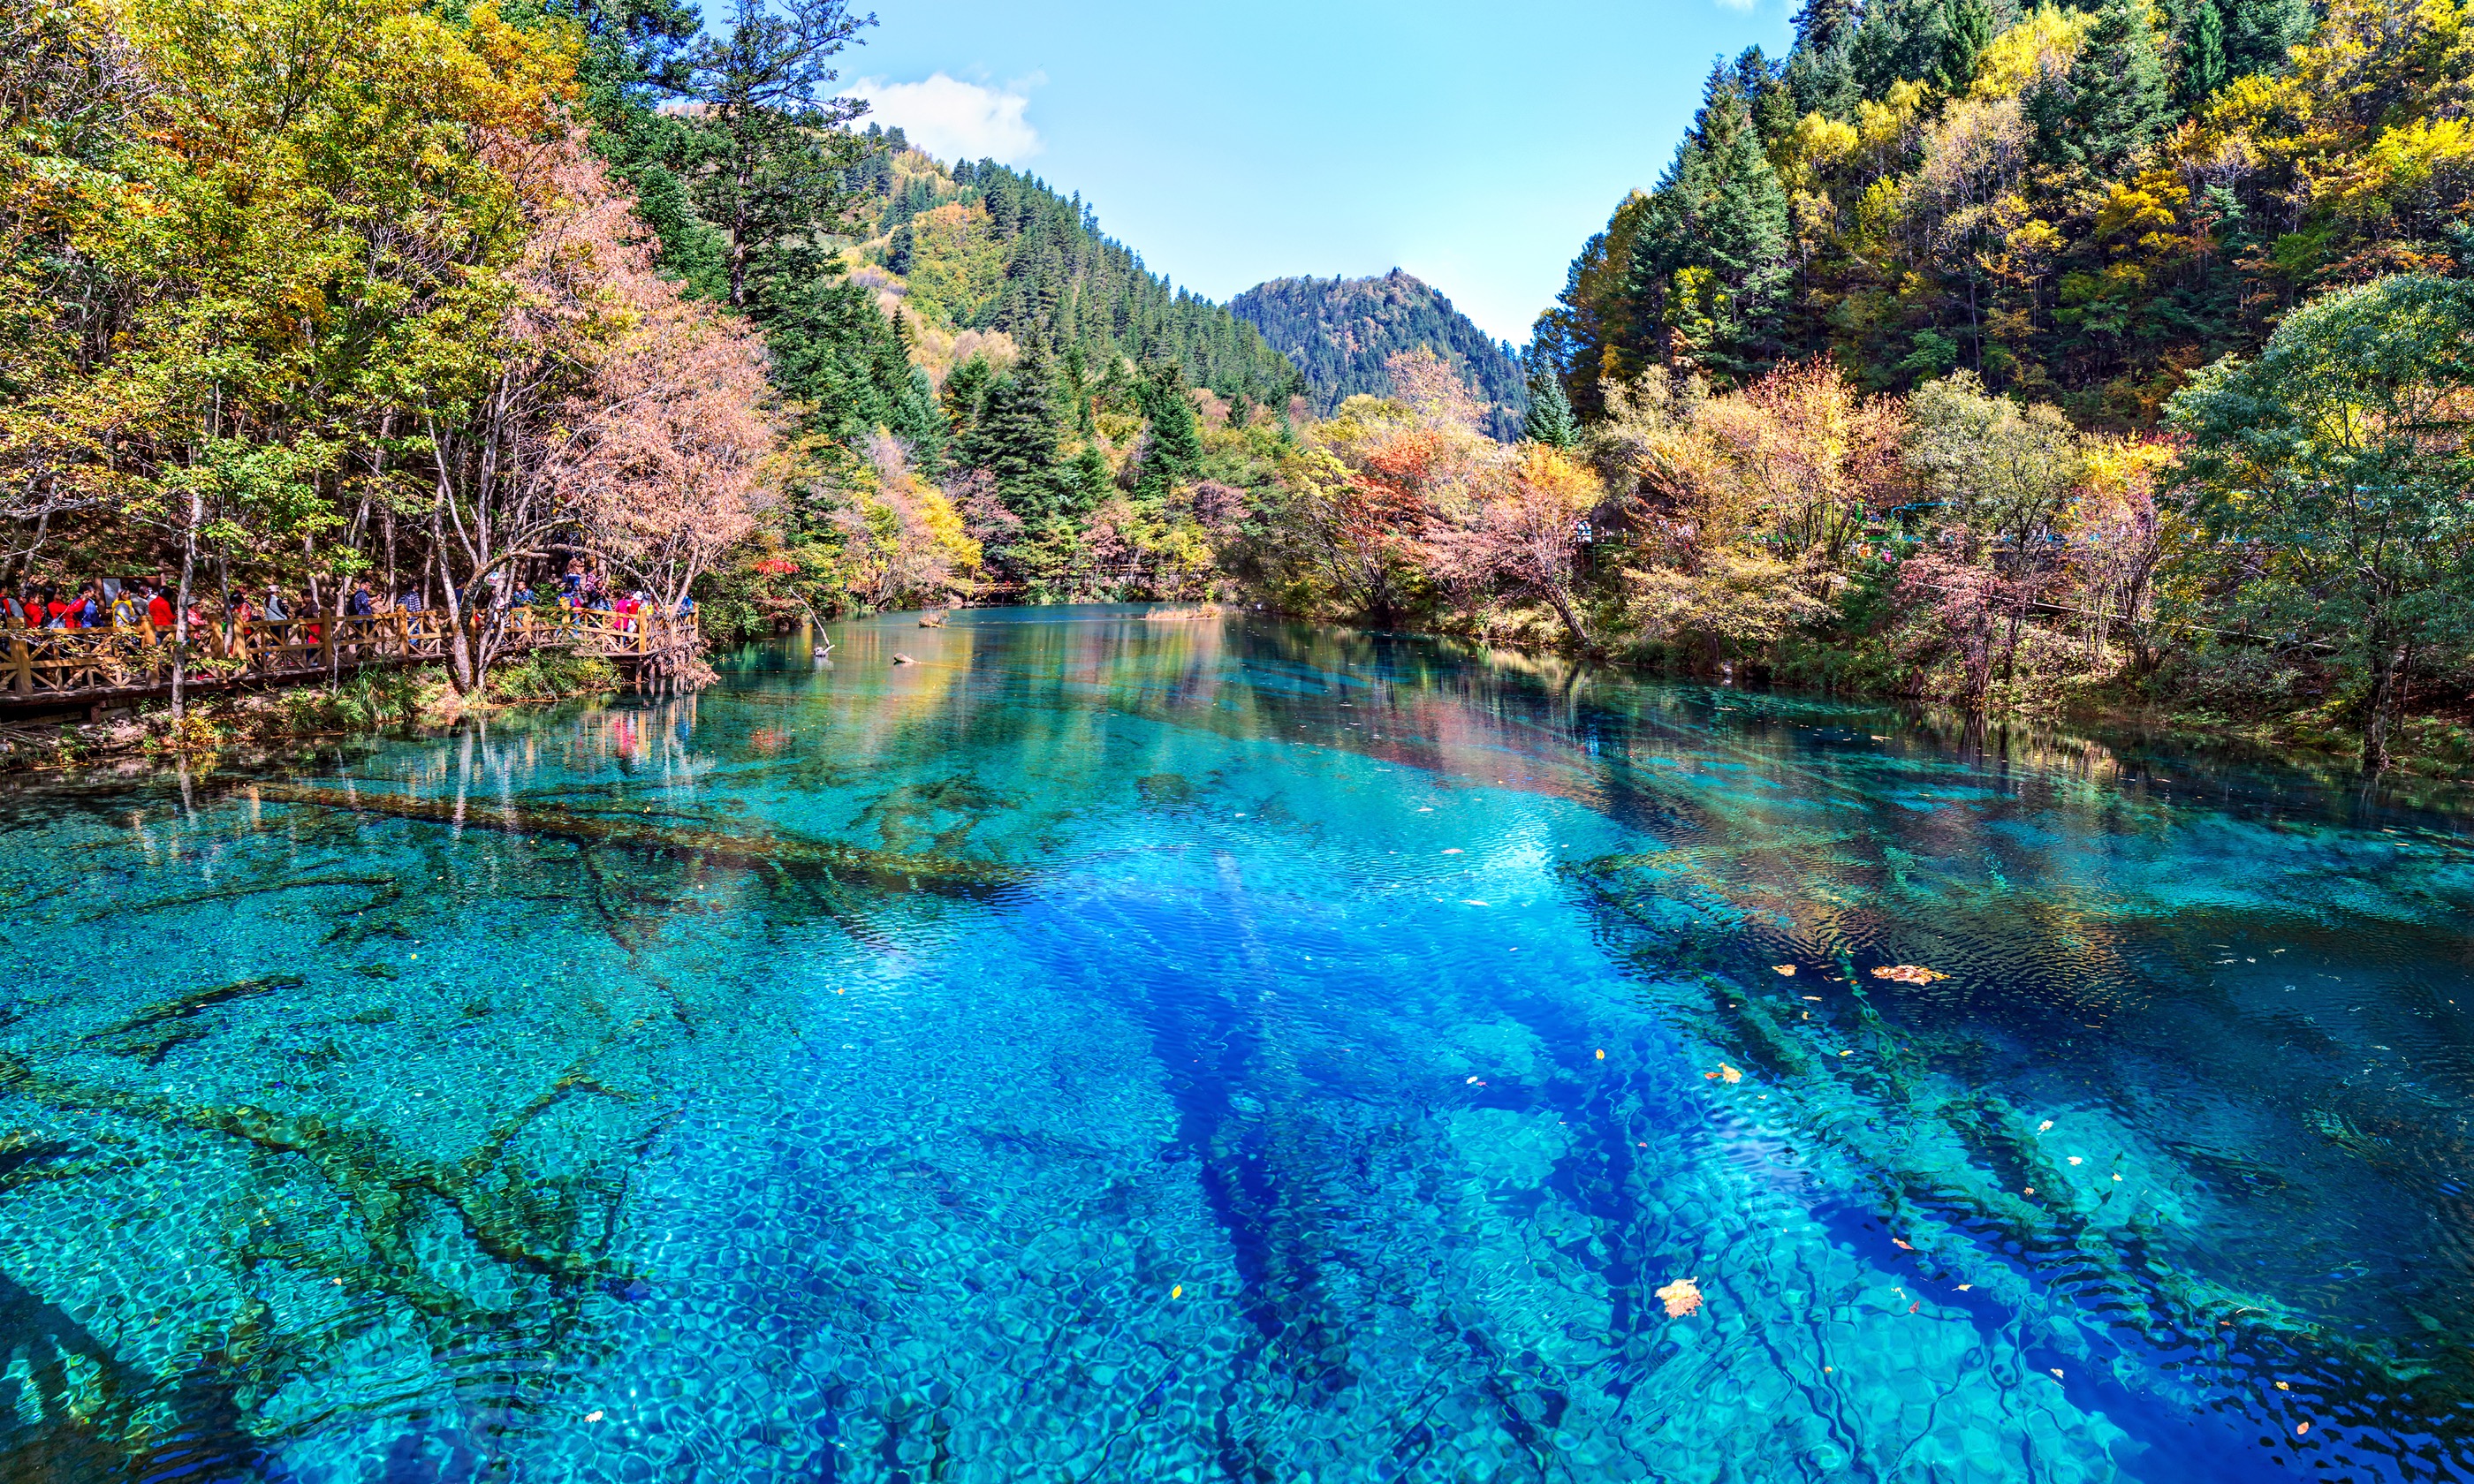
(1229, 272, 1526, 439)
(1531, 0, 2445, 424)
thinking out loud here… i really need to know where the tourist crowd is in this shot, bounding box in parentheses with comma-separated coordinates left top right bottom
(3, 562, 694, 638)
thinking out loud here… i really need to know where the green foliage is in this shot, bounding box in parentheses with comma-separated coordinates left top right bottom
(1521, 363, 1582, 449)
(1632, 62, 1795, 382)
(2166, 274, 2474, 767)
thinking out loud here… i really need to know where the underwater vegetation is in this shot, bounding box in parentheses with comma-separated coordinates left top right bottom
(1, 610, 2470, 1480)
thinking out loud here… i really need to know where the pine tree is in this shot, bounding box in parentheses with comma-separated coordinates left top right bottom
(2175, 0, 2228, 107)
(1136, 364, 1204, 498)
(1787, 0, 1862, 117)
(1632, 67, 1795, 382)
(1936, 0, 1995, 94)
(2222, 0, 2311, 78)
(2030, 0, 2171, 177)
(1522, 364, 1581, 448)
(959, 356, 1065, 518)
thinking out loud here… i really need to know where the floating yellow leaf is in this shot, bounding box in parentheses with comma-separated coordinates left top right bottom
(2296, 1421, 2311, 1435)
(2276, 1381, 2290, 1391)
(1595, 1049, 1605, 1060)
(1956, 1283, 1973, 1291)
(1172, 1284, 1183, 1298)
(2049, 1368, 2063, 1381)
(1871, 965, 1948, 984)
(1772, 965, 1796, 976)
(1892, 1238, 1913, 1250)
(2067, 1155, 2083, 1166)
(1655, 1277, 1704, 1317)
(1719, 1064, 1742, 1084)
(586, 1411, 605, 1423)
(2037, 1120, 2054, 1133)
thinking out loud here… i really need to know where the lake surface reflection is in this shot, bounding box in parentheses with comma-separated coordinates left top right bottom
(7, 606, 2474, 1482)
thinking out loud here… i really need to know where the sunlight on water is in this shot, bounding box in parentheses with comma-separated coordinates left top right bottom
(5, 606, 2474, 1482)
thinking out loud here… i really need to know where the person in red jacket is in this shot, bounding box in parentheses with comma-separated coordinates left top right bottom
(146, 584, 174, 631)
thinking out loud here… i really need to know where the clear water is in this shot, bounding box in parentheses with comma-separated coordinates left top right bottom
(5, 607, 2474, 1483)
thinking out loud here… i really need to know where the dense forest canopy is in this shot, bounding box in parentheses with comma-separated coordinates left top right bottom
(1529, 0, 2464, 425)
(1229, 271, 1528, 441)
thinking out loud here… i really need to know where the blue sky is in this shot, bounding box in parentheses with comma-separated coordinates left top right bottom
(839, 0, 1796, 346)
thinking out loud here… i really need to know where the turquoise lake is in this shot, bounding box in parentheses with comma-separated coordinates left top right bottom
(4, 606, 2472, 1482)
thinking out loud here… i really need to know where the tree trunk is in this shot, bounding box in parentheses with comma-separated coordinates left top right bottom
(171, 489, 200, 721)
(433, 505, 478, 693)
(2362, 641, 2407, 774)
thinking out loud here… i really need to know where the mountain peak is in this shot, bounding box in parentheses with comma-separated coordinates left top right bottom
(1230, 273, 1525, 440)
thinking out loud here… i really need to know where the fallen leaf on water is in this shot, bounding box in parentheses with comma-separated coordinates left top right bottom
(2023, 1186, 2036, 1195)
(1839, 1049, 1854, 1056)
(586, 1411, 604, 1423)
(1773, 965, 1796, 976)
(1595, 1049, 1605, 1060)
(1871, 964, 1950, 984)
(1956, 1283, 1973, 1291)
(2297, 1422, 2311, 1435)
(2067, 1155, 2083, 1165)
(2276, 1382, 2290, 1391)
(2112, 1173, 2123, 1182)
(1655, 1277, 1704, 1318)
(2049, 1369, 2063, 1381)
(1172, 1285, 1183, 1299)
(1892, 1238, 1913, 1251)
(1443, 848, 1464, 854)
(2038, 1120, 2054, 1133)
(1719, 1064, 1743, 1084)
(1908, 1302, 1920, 1314)
(1802, 995, 1824, 1002)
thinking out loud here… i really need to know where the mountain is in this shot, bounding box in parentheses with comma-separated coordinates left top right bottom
(1228, 271, 1528, 440)
(840, 128, 1303, 405)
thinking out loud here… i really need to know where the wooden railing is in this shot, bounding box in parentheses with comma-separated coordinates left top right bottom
(2, 606, 701, 704)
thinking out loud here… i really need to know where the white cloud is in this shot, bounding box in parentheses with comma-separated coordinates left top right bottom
(846, 73, 1042, 165)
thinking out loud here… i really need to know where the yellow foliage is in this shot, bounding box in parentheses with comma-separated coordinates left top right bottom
(1857, 80, 1930, 153)
(915, 485, 981, 574)
(1969, 6, 2097, 99)
(1855, 176, 1908, 244)
(2096, 181, 2185, 247)
(899, 201, 1007, 327)
(1514, 444, 1603, 515)
(1776, 111, 1859, 190)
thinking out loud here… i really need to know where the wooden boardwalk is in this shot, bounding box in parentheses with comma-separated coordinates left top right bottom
(1, 608, 702, 712)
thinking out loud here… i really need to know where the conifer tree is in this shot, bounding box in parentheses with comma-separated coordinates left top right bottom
(671, 0, 874, 308)
(1631, 67, 1795, 382)
(2029, 0, 2171, 177)
(959, 356, 1066, 518)
(2175, 0, 2228, 108)
(1787, 0, 1862, 117)
(1136, 364, 1204, 498)
(1522, 365, 1582, 449)
(1936, 0, 1995, 94)
(2222, 0, 2312, 78)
